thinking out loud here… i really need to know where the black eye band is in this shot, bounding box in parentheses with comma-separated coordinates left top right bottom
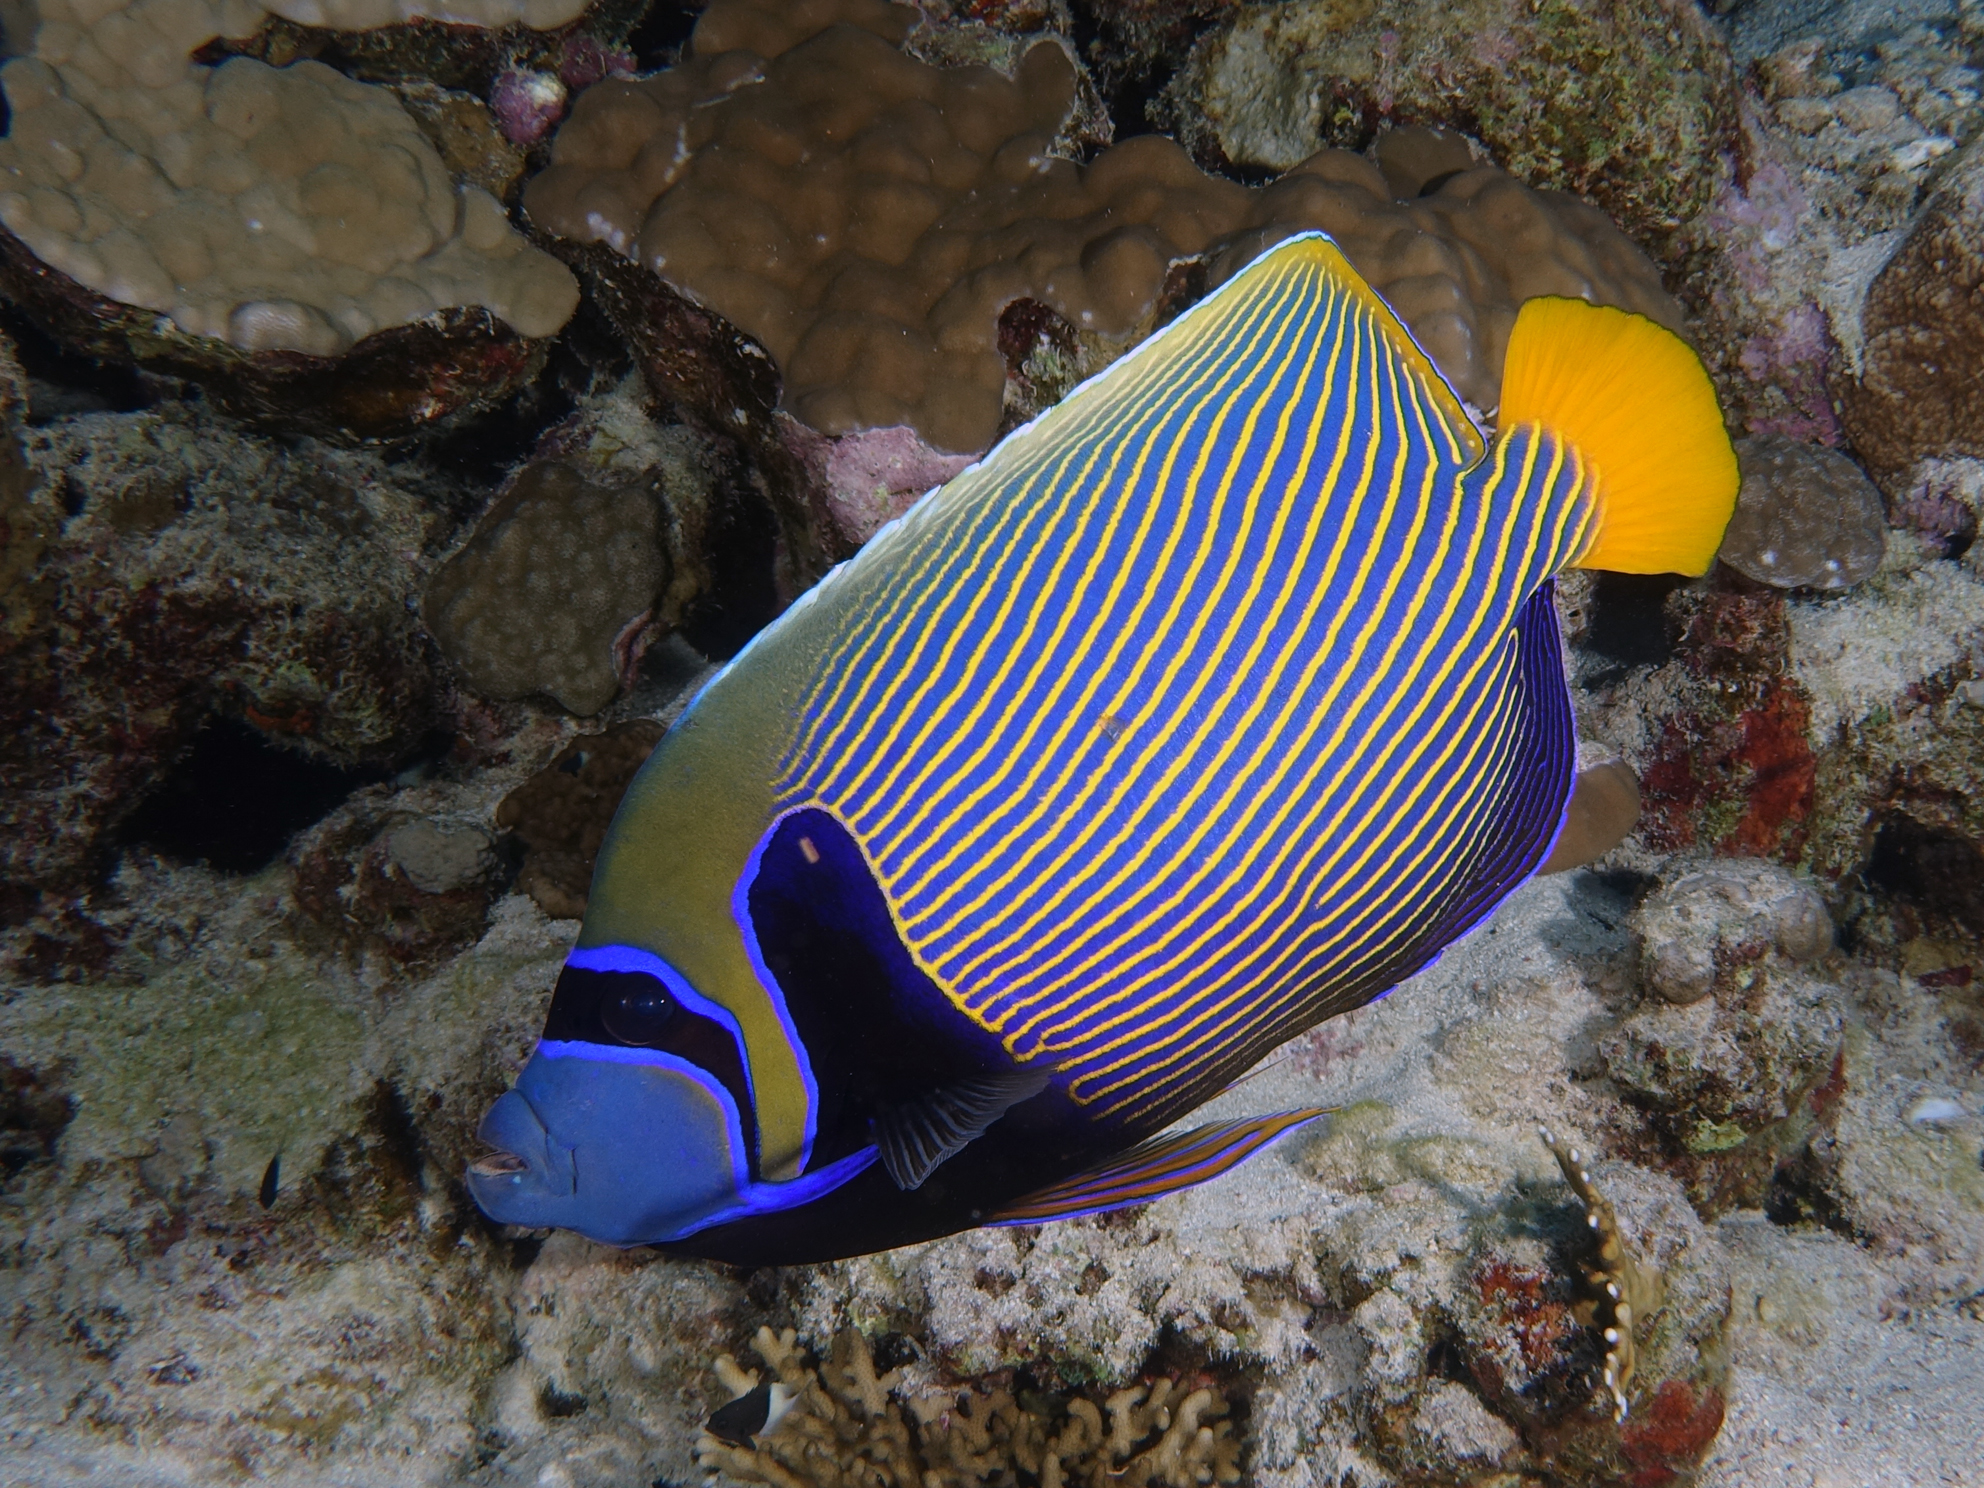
(542, 966, 760, 1176)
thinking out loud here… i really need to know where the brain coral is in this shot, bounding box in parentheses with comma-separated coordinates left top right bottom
(0, 0, 579, 360)
(526, 0, 1681, 453)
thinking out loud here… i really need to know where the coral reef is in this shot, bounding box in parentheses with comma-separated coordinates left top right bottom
(3, 1, 1983, 1485)
(0, 401, 444, 900)
(1157, 0, 1739, 244)
(424, 459, 669, 715)
(495, 718, 665, 919)
(699, 1326, 1242, 1488)
(1719, 435, 1887, 590)
(1839, 131, 1984, 487)
(529, 0, 1678, 454)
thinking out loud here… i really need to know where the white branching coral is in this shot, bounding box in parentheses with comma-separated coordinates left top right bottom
(698, 1326, 1243, 1488)
(0, 0, 580, 355)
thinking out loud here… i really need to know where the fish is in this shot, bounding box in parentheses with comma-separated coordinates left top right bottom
(467, 231, 1737, 1265)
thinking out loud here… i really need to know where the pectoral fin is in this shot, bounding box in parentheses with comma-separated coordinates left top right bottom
(987, 1109, 1329, 1224)
(873, 1069, 1051, 1190)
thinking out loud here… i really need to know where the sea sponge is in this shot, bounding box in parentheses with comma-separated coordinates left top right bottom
(424, 459, 668, 715)
(0, 0, 579, 364)
(699, 1326, 1243, 1488)
(526, 0, 1681, 453)
(1718, 435, 1887, 590)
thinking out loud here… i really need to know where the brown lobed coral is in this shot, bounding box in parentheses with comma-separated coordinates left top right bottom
(526, 0, 1680, 454)
(699, 1326, 1242, 1488)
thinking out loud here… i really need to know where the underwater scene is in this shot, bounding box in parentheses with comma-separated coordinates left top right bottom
(2, 0, 1983, 1481)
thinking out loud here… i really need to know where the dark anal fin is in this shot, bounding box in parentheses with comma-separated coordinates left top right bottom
(873, 1069, 1051, 1190)
(987, 1109, 1329, 1225)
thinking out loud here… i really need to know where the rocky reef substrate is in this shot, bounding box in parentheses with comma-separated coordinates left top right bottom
(3, 0, 1984, 1484)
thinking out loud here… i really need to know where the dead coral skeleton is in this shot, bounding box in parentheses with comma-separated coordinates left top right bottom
(698, 1326, 1243, 1488)
(1540, 1129, 1668, 1423)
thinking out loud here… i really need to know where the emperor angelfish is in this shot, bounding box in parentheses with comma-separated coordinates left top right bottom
(468, 233, 1737, 1265)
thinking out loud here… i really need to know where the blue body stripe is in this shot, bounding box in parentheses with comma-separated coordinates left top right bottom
(760, 234, 1594, 1134)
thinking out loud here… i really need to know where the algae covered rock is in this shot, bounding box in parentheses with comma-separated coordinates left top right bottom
(0, 404, 443, 898)
(1160, 0, 1739, 242)
(1633, 858, 1835, 1006)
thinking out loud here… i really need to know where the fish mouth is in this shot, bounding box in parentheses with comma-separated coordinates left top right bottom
(465, 1080, 577, 1226)
(468, 1150, 529, 1178)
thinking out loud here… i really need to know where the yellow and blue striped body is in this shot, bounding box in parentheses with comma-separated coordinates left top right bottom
(776, 236, 1592, 1132)
(468, 231, 1734, 1266)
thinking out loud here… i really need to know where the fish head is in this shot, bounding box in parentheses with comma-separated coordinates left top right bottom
(467, 948, 878, 1246)
(467, 957, 761, 1243)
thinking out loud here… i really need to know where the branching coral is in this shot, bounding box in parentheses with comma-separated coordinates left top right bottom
(698, 1327, 1242, 1488)
(1540, 1130, 1667, 1423)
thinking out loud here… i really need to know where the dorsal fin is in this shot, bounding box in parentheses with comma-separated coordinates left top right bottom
(986, 1109, 1328, 1224)
(1211, 233, 1485, 462)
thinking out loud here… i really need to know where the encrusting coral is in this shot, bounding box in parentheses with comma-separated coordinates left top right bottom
(527, 0, 1680, 453)
(1539, 1130, 1667, 1424)
(0, 0, 578, 375)
(698, 1326, 1242, 1488)
(1718, 434, 1887, 591)
(424, 459, 669, 716)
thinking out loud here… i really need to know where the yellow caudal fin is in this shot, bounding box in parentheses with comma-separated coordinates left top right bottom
(1499, 297, 1739, 576)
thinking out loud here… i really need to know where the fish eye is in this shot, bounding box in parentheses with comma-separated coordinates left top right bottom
(601, 985, 677, 1044)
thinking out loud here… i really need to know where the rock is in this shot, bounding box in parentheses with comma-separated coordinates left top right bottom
(1633, 858, 1835, 1005)
(1839, 133, 1984, 487)
(1159, 0, 1739, 244)
(0, 405, 443, 900)
(1720, 435, 1888, 590)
